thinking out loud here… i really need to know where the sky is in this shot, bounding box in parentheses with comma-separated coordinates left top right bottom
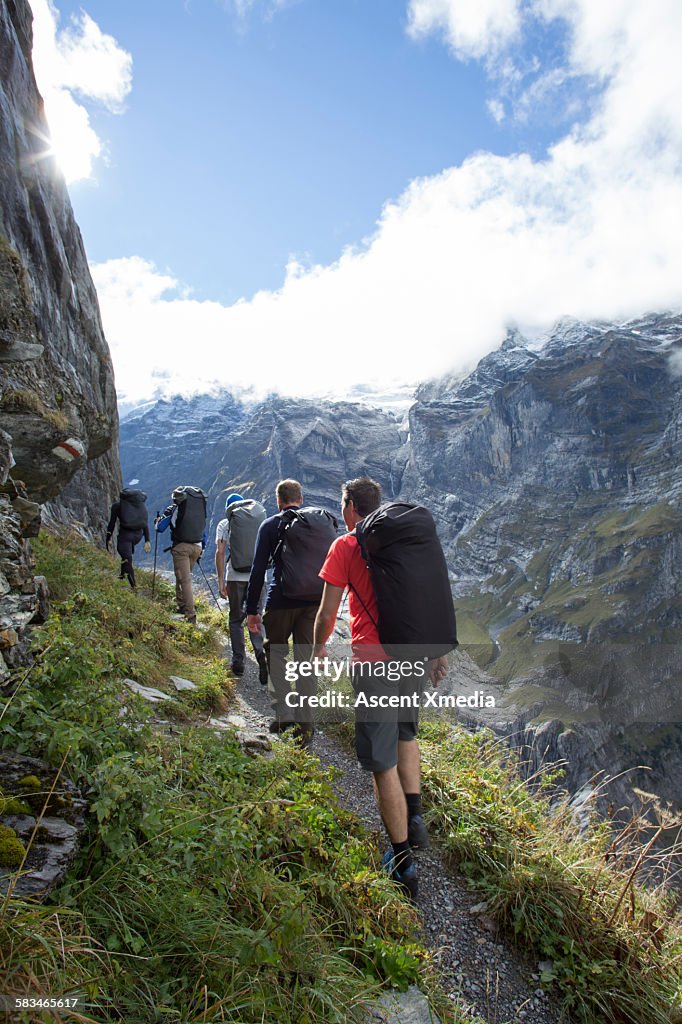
(28, 0, 682, 407)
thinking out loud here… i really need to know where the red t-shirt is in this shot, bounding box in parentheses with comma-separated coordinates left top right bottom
(319, 531, 387, 660)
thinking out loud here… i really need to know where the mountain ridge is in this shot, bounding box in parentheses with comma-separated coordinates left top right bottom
(119, 311, 682, 814)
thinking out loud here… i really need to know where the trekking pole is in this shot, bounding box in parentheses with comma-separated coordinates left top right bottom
(196, 559, 227, 619)
(151, 511, 159, 599)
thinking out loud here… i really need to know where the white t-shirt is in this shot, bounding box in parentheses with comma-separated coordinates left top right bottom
(215, 518, 250, 583)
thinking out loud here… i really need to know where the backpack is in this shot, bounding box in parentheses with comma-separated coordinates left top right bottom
(275, 507, 338, 602)
(227, 499, 266, 572)
(355, 502, 457, 660)
(119, 488, 148, 531)
(172, 486, 207, 544)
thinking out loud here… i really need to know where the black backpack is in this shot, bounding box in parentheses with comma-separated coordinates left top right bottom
(119, 488, 148, 531)
(172, 486, 207, 544)
(275, 507, 338, 602)
(355, 502, 458, 660)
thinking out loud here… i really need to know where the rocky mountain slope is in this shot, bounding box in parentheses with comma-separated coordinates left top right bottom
(407, 313, 682, 809)
(121, 391, 407, 563)
(0, 0, 119, 678)
(120, 313, 682, 812)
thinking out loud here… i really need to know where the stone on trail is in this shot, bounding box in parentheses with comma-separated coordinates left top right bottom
(169, 675, 197, 691)
(122, 679, 175, 703)
(370, 986, 441, 1024)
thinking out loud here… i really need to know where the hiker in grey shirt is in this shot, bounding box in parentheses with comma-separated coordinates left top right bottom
(215, 492, 268, 682)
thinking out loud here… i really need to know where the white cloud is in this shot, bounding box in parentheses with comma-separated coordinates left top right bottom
(72, 0, 682, 401)
(29, 0, 132, 182)
(407, 0, 522, 60)
(670, 349, 682, 379)
(487, 97, 506, 123)
(220, 0, 298, 25)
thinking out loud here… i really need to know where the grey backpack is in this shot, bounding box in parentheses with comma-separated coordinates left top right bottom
(227, 499, 266, 572)
(171, 486, 207, 544)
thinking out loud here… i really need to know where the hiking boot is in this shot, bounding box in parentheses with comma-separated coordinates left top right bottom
(186, 614, 197, 625)
(230, 660, 245, 677)
(408, 814, 430, 851)
(268, 719, 296, 735)
(256, 650, 269, 686)
(381, 850, 418, 902)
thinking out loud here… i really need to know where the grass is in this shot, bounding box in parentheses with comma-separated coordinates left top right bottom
(417, 721, 682, 1024)
(1, 531, 454, 1023)
(4, 530, 681, 1023)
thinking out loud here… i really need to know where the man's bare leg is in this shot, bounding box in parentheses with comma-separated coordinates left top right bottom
(372, 766, 408, 843)
(372, 765, 417, 897)
(397, 738, 429, 849)
(397, 739, 420, 795)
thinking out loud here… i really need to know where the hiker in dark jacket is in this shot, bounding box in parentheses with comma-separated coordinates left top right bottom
(246, 479, 324, 742)
(106, 491, 150, 590)
(313, 477, 448, 901)
(155, 486, 207, 624)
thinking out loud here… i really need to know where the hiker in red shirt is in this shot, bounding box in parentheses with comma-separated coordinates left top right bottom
(314, 477, 448, 901)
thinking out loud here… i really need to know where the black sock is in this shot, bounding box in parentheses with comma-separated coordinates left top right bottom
(405, 793, 422, 818)
(392, 839, 413, 872)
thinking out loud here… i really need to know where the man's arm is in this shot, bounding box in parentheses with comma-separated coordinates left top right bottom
(155, 503, 175, 533)
(312, 582, 345, 656)
(246, 519, 272, 630)
(105, 502, 119, 549)
(430, 655, 449, 687)
(216, 538, 227, 598)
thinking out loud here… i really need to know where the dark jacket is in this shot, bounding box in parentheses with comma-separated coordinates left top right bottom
(106, 501, 150, 544)
(246, 510, 318, 615)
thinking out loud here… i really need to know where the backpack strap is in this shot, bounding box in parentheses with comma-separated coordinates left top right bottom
(271, 507, 299, 565)
(347, 535, 379, 631)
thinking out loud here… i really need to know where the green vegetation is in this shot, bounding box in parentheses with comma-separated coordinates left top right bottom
(2, 530, 681, 1023)
(0, 532, 445, 1023)
(0, 824, 25, 868)
(0, 389, 45, 415)
(418, 722, 682, 1024)
(455, 499, 682, 682)
(0, 386, 71, 433)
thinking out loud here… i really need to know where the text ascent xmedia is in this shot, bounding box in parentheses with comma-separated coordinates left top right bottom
(284, 690, 497, 710)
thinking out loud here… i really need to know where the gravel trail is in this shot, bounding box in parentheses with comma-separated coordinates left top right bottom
(227, 656, 566, 1024)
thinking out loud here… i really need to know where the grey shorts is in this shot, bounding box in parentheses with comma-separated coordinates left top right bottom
(351, 661, 428, 773)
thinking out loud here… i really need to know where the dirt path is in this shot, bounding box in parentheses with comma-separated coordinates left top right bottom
(227, 657, 567, 1024)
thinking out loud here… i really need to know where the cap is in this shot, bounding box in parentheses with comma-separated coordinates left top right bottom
(225, 492, 244, 510)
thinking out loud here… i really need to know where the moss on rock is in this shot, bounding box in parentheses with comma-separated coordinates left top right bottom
(0, 795, 31, 815)
(0, 823, 25, 868)
(17, 775, 41, 790)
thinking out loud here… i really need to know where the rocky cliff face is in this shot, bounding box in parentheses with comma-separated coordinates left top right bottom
(0, 0, 119, 514)
(407, 313, 682, 813)
(0, 0, 120, 676)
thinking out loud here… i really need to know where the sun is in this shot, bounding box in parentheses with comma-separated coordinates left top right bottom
(36, 89, 102, 184)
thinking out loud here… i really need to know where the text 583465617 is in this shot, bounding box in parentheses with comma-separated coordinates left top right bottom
(10, 997, 80, 1009)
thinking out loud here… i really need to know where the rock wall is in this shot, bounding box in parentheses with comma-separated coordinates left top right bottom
(0, 0, 120, 671)
(0, 0, 120, 512)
